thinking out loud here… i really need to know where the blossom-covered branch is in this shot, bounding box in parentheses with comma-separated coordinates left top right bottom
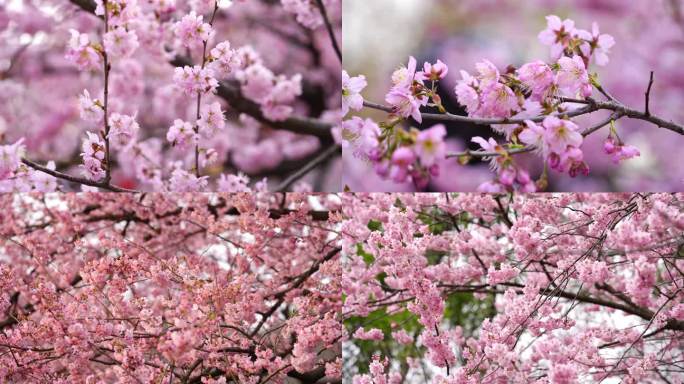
(342, 15, 684, 192)
(0, 193, 342, 383)
(0, 0, 341, 192)
(342, 193, 684, 383)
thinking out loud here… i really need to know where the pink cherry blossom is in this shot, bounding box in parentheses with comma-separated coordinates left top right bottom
(342, 70, 367, 116)
(166, 119, 197, 149)
(517, 60, 554, 99)
(556, 55, 590, 96)
(103, 27, 139, 58)
(577, 22, 615, 66)
(65, 29, 102, 71)
(415, 124, 447, 167)
(542, 115, 583, 154)
(538, 15, 576, 60)
(108, 112, 139, 149)
(174, 11, 215, 48)
(78, 89, 104, 122)
(80, 131, 107, 181)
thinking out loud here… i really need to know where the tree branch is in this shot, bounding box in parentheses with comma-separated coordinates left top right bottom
(314, 0, 342, 62)
(362, 74, 684, 136)
(21, 158, 136, 192)
(275, 145, 340, 192)
(68, 0, 334, 141)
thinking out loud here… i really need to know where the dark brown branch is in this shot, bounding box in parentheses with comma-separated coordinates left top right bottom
(275, 145, 340, 192)
(645, 71, 654, 117)
(21, 158, 136, 192)
(314, 0, 341, 62)
(363, 75, 684, 136)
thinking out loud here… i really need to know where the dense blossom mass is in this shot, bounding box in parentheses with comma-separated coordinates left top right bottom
(0, 193, 342, 383)
(0, 0, 341, 192)
(341, 11, 684, 192)
(342, 193, 684, 383)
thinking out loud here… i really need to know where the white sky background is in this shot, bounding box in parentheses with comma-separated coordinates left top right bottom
(343, 0, 429, 81)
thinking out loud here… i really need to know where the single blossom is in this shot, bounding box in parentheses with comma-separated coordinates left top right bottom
(78, 90, 104, 122)
(517, 60, 555, 98)
(385, 87, 425, 123)
(415, 124, 446, 167)
(556, 55, 590, 96)
(0, 139, 25, 180)
(419, 60, 449, 81)
(454, 70, 480, 115)
(342, 70, 367, 116)
(538, 15, 576, 59)
(81, 132, 106, 181)
(577, 22, 615, 66)
(542, 115, 583, 154)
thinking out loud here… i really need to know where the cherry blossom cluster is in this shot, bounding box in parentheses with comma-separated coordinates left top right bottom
(0, 140, 57, 192)
(0, 0, 341, 192)
(342, 193, 684, 383)
(0, 193, 342, 383)
(340, 15, 670, 191)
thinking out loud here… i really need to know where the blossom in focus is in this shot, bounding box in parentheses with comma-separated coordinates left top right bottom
(81, 132, 107, 181)
(342, 70, 367, 116)
(538, 15, 576, 60)
(577, 22, 615, 66)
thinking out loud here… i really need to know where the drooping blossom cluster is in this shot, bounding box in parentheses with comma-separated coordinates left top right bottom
(343, 193, 684, 383)
(0, 193, 342, 383)
(0, 0, 341, 192)
(341, 15, 654, 191)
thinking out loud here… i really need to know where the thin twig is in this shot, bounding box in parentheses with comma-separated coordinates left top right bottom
(275, 145, 340, 192)
(103, 0, 112, 183)
(645, 71, 654, 117)
(314, 0, 341, 62)
(194, 2, 219, 177)
(21, 158, 136, 192)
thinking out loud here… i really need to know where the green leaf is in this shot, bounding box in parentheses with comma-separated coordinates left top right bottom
(356, 243, 375, 265)
(367, 219, 383, 232)
(425, 249, 448, 265)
